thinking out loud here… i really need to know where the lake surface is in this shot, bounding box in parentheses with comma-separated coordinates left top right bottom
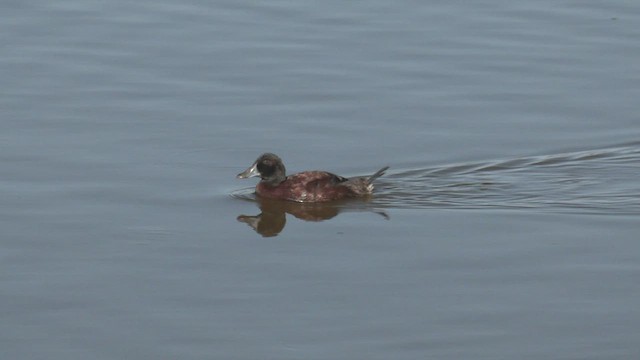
(2, 1, 640, 359)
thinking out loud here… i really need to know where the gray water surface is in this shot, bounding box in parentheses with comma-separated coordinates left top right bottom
(2, 1, 640, 359)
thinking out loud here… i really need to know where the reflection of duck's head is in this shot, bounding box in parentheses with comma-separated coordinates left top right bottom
(237, 153, 389, 202)
(237, 211, 285, 238)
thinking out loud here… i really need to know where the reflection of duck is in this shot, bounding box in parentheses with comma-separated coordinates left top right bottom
(237, 153, 389, 202)
(237, 197, 388, 237)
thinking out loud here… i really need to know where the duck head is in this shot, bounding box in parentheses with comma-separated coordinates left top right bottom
(237, 153, 287, 185)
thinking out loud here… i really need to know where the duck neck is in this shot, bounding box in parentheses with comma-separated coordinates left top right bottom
(261, 174, 286, 186)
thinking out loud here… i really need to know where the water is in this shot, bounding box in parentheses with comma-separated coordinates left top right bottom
(2, 1, 640, 359)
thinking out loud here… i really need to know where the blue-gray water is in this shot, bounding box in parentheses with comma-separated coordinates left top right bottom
(2, 1, 640, 359)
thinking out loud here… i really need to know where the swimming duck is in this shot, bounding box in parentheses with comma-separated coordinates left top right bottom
(237, 153, 388, 202)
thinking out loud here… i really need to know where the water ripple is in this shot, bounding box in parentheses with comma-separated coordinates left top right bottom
(374, 144, 640, 215)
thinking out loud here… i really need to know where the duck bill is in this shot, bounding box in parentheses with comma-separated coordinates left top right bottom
(237, 163, 260, 179)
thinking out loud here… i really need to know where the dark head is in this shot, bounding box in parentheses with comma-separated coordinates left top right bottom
(237, 153, 287, 185)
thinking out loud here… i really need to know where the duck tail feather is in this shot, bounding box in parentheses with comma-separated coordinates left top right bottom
(367, 166, 389, 182)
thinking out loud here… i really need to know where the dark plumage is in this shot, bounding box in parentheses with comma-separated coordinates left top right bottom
(237, 153, 389, 202)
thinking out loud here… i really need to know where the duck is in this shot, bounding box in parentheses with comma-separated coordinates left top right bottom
(237, 153, 389, 202)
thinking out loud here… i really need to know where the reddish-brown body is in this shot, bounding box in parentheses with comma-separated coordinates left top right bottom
(256, 171, 365, 202)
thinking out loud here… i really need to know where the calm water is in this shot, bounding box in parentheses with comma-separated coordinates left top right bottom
(2, 1, 640, 359)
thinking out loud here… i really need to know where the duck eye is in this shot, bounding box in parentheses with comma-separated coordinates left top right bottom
(257, 161, 273, 175)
